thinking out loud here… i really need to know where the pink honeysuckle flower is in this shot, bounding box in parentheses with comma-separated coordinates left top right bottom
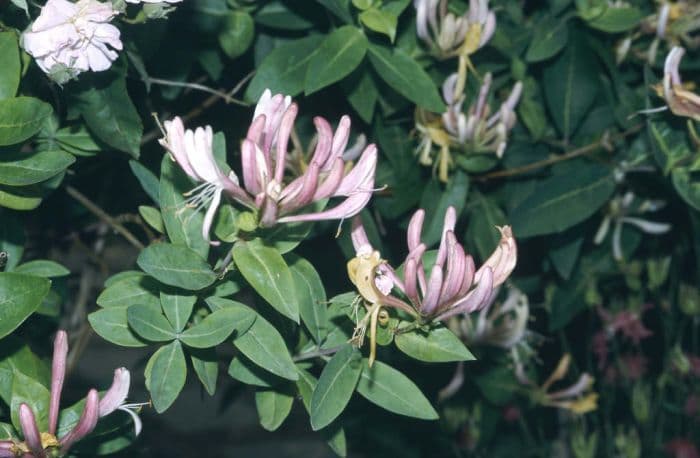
(597, 305, 653, 344)
(666, 438, 700, 458)
(349, 206, 516, 322)
(161, 89, 378, 240)
(3, 331, 140, 457)
(21, 0, 122, 83)
(414, 0, 496, 58)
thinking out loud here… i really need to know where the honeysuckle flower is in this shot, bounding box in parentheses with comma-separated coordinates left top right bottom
(161, 90, 378, 241)
(459, 285, 529, 349)
(125, 0, 181, 3)
(594, 192, 670, 261)
(347, 206, 516, 364)
(513, 352, 598, 415)
(414, 0, 496, 58)
(659, 46, 700, 121)
(665, 438, 700, 458)
(21, 0, 122, 83)
(0, 331, 139, 457)
(416, 72, 522, 181)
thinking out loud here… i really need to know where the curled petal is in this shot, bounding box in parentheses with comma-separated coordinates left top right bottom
(407, 209, 426, 251)
(279, 163, 320, 214)
(437, 266, 494, 320)
(202, 187, 222, 245)
(435, 207, 457, 266)
(313, 157, 345, 201)
(273, 103, 298, 183)
(99, 368, 130, 417)
(351, 216, 372, 255)
(334, 145, 377, 196)
(241, 139, 264, 196)
(19, 404, 44, 458)
(420, 264, 444, 315)
(474, 226, 516, 288)
(620, 217, 671, 235)
(458, 254, 476, 296)
(60, 390, 99, 452)
(548, 374, 594, 401)
(310, 117, 333, 168)
(49, 331, 68, 435)
(440, 232, 466, 303)
(159, 117, 197, 180)
(404, 257, 419, 304)
(329, 116, 352, 164)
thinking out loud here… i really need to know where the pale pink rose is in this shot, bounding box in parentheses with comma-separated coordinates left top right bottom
(21, 0, 122, 82)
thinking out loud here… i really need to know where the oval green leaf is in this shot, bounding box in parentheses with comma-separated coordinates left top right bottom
(179, 306, 256, 348)
(255, 386, 295, 431)
(0, 150, 74, 186)
(305, 26, 368, 95)
(137, 242, 217, 291)
(147, 340, 187, 413)
(0, 272, 50, 339)
(127, 303, 176, 342)
(0, 97, 53, 147)
(310, 345, 362, 431)
(88, 306, 148, 347)
(395, 326, 475, 362)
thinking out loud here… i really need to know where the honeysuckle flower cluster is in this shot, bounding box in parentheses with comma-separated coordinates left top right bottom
(21, 0, 122, 83)
(347, 206, 516, 364)
(513, 352, 598, 415)
(414, 0, 496, 58)
(0, 331, 140, 458)
(159, 89, 378, 242)
(416, 72, 523, 181)
(594, 191, 670, 261)
(659, 46, 700, 121)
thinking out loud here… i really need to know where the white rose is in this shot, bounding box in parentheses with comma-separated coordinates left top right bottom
(21, 0, 122, 82)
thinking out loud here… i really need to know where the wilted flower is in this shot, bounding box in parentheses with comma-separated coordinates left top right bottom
(160, 90, 378, 242)
(347, 206, 516, 364)
(416, 73, 522, 181)
(414, 0, 496, 58)
(659, 47, 700, 121)
(514, 353, 598, 415)
(458, 285, 529, 349)
(21, 0, 122, 83)
(594, 192, 670, 261)
(0, 331, 140, 457)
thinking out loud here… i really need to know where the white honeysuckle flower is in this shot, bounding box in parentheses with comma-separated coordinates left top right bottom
(21, 0, 122, 83)
(594, 192, 671, 261)
(124, 0, 181, 3)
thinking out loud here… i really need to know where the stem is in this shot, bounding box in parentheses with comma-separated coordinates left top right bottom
(65, 185, 145, 250)
(145, 77, 249, 107)
(292, 345, 344, 362)
(475, 124, 643, 181)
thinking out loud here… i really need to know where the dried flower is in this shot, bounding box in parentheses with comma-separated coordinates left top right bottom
(414, 0, 496, 58)
(514, 353, 598, 415)
(0, 331, 140, 457)
(594, 192, 670, 261)
(21, 0, 122, 83)
(161, 90, 378, 241)
(660, 47, 700, 121)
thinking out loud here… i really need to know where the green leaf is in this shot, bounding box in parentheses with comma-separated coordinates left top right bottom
(344, 68, 379, 123)
(190, 348, 218, 396)
(12, 260, 69, 278)
(137, 243, 217, 291)
(289, 255, 328, 344)
(315, 0, 353, 23)
(648, 120, 692, 174)
(255, 386, 295, 431)
(525, 15, 568, 63)
(305, 26, 369, 95)
(310, 345, 362, 430)
(465, 193, 507, 261)
(0, 273, 50, 339)
(255, 1, 313, 30)
(139, 205, 165, 234)
(147, 340, 187, 413)
(419, 171, 469, 246)
(356, 360, 438, 420)
(509, 164, 615, 238)
(0, 150, 74, 186)
(160, 291, 196, 333)
(218, 11, 255, 59)
(158, 156, 209, 257)
(97, 275, 160, 308)
(72, 73, 143, 157)
(367, 45, 445, 112)
(360, 8, 398, 42)
(0, 184, 43, 211)
(228, 355, 281, 387)
(395, 327, 475, 362)
(180, 306, 256, 348)
(10, 0, 28, 14)
(88, 307, 148, 347)
(586, 6, 642, 33)
(127, 303, 176, 342)
(0, 97, 53, 147)
(0, 339, 50, 405)
(473, 365, 519, 405)
(672, 168, 700, 211)
(0, 32, 20, 100)
(542, 35, 599, 140)
(233, 309, 298, 381)
(10, 371, 50, 431)
(129, 160, 160, 205)
(232, 241, 299, 322)
(245, 35, 324, 101)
